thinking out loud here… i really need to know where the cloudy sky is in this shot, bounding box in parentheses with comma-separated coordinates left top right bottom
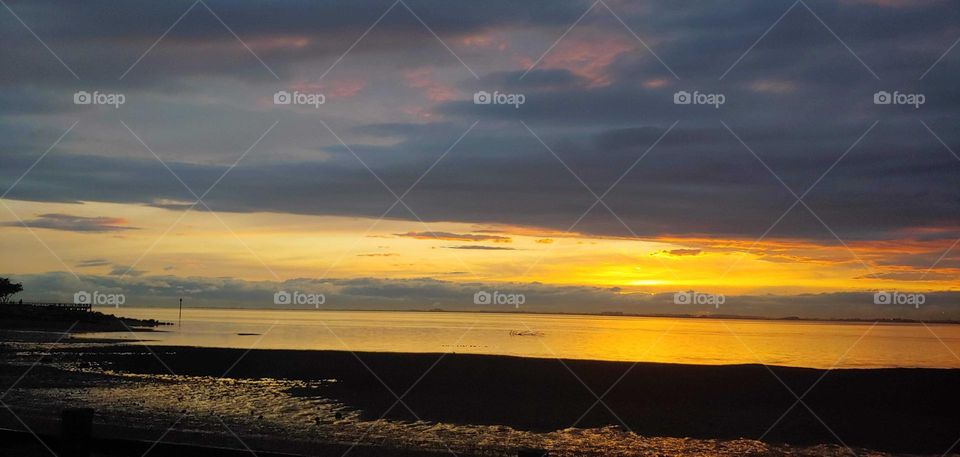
(1, 0, 959, 318)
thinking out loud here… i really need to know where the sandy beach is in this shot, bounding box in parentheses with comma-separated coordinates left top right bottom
(78, 345, 960, 454)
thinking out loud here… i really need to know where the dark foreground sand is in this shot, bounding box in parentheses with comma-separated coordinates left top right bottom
(53, 344, 960, 455)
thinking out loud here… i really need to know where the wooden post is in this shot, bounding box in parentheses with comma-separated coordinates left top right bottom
(60, 407, 94, 457)
(178, 298, 183, 327)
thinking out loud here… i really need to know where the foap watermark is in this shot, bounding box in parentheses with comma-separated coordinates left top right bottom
(473, 90, 525, 108)
(74, 290, 125, 308)
(273, 90, 325, 108)
(674, 90, 725, 108)
(873, 91, 925, 109)
(274, 290, 326, 308)
(473, 290, 525, 308)
(74, 90, 126, 108)
(673, 291, 725, 309)
(873, 291, 925, 309)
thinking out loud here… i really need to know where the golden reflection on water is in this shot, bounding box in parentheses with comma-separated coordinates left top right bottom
(85, 307, 960, 369)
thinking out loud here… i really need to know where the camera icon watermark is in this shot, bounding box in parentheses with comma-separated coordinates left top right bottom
(274, 290, 326, 308)
(873, 91, 925, 108)
(473, 290, 525, 308)
(73, 90, 126, 108)
(674, 90, 725, 108)
(873, 291, 925, 308)
(74, 290, 126, 308)
(273, 90, 325, 108)
(673, 291, 725, 309)
(473, 90, 525, 108)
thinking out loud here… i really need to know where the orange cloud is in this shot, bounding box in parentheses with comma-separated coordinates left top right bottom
(538, 37, 635, 87)
(404, 67, 456, 102)
(459, 33, 508, 51)
(651, 230, 960, 278)
(326, 79, 366, 99)
(750, 79, 798, 94)
(290, 79, 366, 100)
(401, 104, 437, 121)
(246, 35, 310, 51)
(643, 78, 670, 89)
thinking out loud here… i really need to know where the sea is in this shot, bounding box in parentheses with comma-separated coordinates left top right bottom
(85, 307, 960, 369)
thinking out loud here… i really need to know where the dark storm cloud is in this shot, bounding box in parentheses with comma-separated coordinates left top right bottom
(1, 0, 959, 248)
(3, 119, 958, 243)
(0, 0, 592, 87)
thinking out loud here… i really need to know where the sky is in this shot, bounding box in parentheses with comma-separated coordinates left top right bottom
(1, 0, 959, 318)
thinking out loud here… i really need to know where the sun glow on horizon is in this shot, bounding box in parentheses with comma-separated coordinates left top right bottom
(2, 199, 959, 297)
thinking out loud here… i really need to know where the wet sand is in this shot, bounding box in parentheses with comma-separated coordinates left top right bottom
(54, 344, 960, 455)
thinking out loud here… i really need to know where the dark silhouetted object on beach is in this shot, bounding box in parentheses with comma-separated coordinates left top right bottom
(60, 407, 94, 457)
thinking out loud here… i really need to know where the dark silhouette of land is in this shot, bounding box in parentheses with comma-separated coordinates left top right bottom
(0, 277, 23, 304)
(0, 303, 169, 333)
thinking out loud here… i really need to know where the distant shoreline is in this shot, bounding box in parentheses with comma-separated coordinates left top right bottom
(91, 305, 960, 326)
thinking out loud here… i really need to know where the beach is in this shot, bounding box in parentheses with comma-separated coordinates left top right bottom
(2, 313, 959, 456)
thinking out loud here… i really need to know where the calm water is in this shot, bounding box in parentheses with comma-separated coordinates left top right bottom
(85, 307, 960, 369)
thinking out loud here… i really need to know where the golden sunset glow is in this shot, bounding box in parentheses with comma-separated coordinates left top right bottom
(5, 199, 958, 297)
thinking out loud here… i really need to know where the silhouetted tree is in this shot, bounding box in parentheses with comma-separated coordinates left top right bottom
(0, 277, 23, 304)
